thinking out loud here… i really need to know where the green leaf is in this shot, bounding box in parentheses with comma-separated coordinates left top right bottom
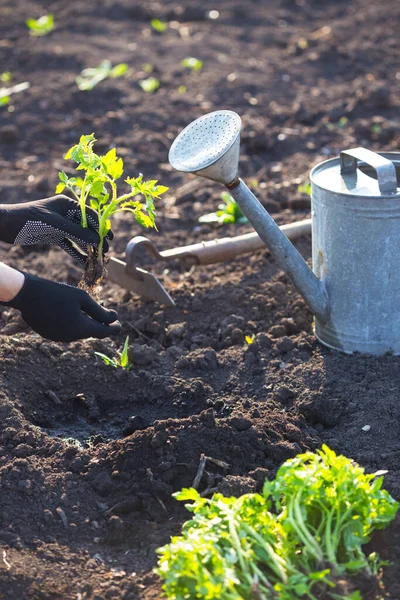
(181, 57, 203, 71)
(119, 335, 131, 369)
(94, 352, 118, 368)
(110, 63, 129, 78)
(174, 488, 201, 502)
(0, 72, 12, 83)
(151, 18, 167, 32)
(139, 77, 160, 93)
(26, 14, 54, 36)
(55, 182, 65, 194)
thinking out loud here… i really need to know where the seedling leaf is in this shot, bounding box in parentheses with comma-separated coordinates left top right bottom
(119, 335, 131, 369)
(110, 63, 129, 78)
(199, 192, 247, 226)
(139, 77, 160, 93)
(94, 352, 118, 368)
(181, 57, 203, 71)
(151, 19, 167, 33)
(26, 14, 54, 36)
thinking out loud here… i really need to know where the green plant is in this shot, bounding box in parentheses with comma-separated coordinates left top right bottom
(25, 14, 54, 36)
(155, 446, 398, 599)
(76, 60, 128, 91)
(297, 182, 311, 195)
(265, 445, 398, 577)
(95, 335, 132, 369)
(151, 18, 167, 33)
(0, 72, 12, 83)
(181, 57, 203, 72)
(139, 77, 160, 93)
(199, 192, 248, 225)
(56, 134, 168, 286)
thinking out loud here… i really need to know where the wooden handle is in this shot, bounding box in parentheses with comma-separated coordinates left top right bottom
(160, 219, 312, 265)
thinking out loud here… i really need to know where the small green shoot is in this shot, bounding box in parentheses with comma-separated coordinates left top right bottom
(95, 336, 132, 370)
(26, 14, 54, 36)
(142, 63, 153, 74)
(199, 192, 248, 225)
(245, 334, 255, 344)
(0, 72, 12, 83)
(76, 60, 128, 91)
(151, 18, 168, 33)
(298, 182, 311, 195)
(181, 57, 203, 72)
(178, 85, 186, 94)
(56, 134, 168, 285)
(139, 77, 160, 93)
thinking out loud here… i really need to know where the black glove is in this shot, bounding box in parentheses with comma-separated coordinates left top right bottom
(0, 195, 113, 265)
(1, 272, 121, 342)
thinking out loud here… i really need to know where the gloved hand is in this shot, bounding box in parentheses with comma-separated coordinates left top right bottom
(0, 195, 113, 265)
(1, 272, 121, 342)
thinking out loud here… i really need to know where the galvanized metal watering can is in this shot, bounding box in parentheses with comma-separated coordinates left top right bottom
(169, 110, 400, 355)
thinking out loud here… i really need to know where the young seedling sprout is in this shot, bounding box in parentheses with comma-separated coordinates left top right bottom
(25, 14, 54, 36)
(199, 191, 248, 225)
(95, 335, 131, 370)
(181, 57, 203, 72)
(139, 77, 160, 93)
(56, 134, 168, 287)
(76, 60, 128, 91)
(151, 19, 167, 33)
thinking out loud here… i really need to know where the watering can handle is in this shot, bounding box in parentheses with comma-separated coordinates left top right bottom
(340, 147, 398, 195)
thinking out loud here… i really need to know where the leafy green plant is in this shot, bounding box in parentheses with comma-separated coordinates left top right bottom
(181, 57, 203, 72)
(76, 60, 128, 91)
(25, 14, 54, 36)
(151, 18, 167, 33)
(56, 134, 168, 286)
(155, 446, 398, 599)
(139, 77, 160, 93)
(95, 335, 132, 369)
(264, 445, 398, 577)
(199, 192, 248, 225)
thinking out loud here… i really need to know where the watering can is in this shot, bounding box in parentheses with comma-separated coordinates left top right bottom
(169, 110, 400, 355)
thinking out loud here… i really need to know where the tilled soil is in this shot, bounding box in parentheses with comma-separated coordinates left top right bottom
(1, 0, 400, 598)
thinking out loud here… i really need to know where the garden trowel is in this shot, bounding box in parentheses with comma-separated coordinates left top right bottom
(106, 219, 311, 306)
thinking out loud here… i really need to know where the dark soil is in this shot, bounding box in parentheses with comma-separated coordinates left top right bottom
(1, 0, 400, 598)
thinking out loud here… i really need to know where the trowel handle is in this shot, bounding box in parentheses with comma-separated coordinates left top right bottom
(160, 219, 311, 265)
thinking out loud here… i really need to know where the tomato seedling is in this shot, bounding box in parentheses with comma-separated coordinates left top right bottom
(95, 335, 131, 370)
(56, 134, 168, 286)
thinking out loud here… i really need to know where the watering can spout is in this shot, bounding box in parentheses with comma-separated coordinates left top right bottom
(169, 110, 330, 323)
